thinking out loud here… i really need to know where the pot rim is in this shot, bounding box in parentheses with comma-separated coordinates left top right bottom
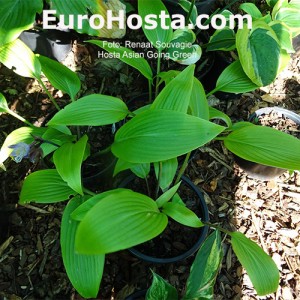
(119, 174, 209, 264)
(249, 106, 300, 125)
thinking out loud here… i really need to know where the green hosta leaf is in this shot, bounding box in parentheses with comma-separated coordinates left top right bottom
(47, 94, 128, 126)
(54, 135, 88, 195)
(138, 0, 173, 51)
(50, 0, 126, 38)
(167, 29, 202, 65)
(71, 189, 126, 221)
(230, 232, 279, 295)
(0, 127, 46, 169)
(131, 163, 150, 179)
(158, 70, 180, 85)
(236, 21, 281, 86)
(274, 7, 300, 37)
(213, 60, 259, 94)
(41, 127, 74, 157)
(112, 109, 225, 163)
(183, 230, 223, 300)
(146, 271, 178, 300)
(207, 27, 236, 51)
(0, 0, 43, 46)
(113, 158, 135, 177)
(87, 40, 153, 80)
(151, 65, 195, 113)
(19, 169, 75, 203)
(239, 3, 263, 19)
(37, 55, 81, 101)
(269, 21, 295, 53)
(75, 189, 168, 254)
(162, 202, 203, 228)
(190, 78, 209, 120)
(156, 182, 181, 208)
(0, 39, 41, 78)
(113, 158, 150, 179)
(209, 107, 232, 127)
(224, 125, 300, 170)
(0, 93, 9, 113)
(154, 158, 178, 191)
(61, 196, 104, 298)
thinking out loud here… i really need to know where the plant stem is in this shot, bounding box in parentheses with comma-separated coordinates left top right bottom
(148, 80, 152, 102)
(38, 78, 60, 111)
(91, 145, 112, 158)
(155, 161, 163, 199)
(185, 0, 195, 26)
(145, 176, 151, 198)
(206, 87, 219, 97)
(155, 52, 162, 98)
(83, 188, 96, 196)
(7, 109, 34, 128)
(202, 221, 232, 235)
(175, 151, 191, 184)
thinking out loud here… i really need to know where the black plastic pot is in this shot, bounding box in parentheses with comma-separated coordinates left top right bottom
(125, 289, 147, 300)
(234, 107, 300, 180)
(119, 174, 209, 264)
(82, 150, 117, 190)
(19, 29, 73, 62)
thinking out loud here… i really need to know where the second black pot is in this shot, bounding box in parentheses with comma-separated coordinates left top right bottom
(234, 106, 300, 180)
(119, 174, 209, 264)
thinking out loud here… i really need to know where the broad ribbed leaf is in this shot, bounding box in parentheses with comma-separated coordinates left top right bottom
(213, 60, 259, 94)
(0, 0, 43, 46)
(0, 93, 9, 113)
(138, 0, 173, 51)
(87, 40, 153, 80)
(224, 125, 300, 170)
(0, 39, 41, 78)
(207, 27, 236, 51)
(71, 189, 126, 221)
(112, 109, 225, 163)
(50, 0, 126, 38)
(239, 3, 263, 19)
(146, 271, 178, 300)
(274, 7, 300, 36)
(38, 55, 81, 101)
(47, 94, 128, 126)
(151, 65, 195, 112)
(236, 21, 281, 86)
(75, 189, 168, 254)
(61, 196, 104, 298)
(54, 135, 88, 195)
(154, 158, 178, 191)
(190, 78, 209, 120)
(162, 202, 203, 227)
(230, 232, 279, 295)
(184, 231, 222, 300)
(0, 127, 46, 169)
(19, 169, 75, 203)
